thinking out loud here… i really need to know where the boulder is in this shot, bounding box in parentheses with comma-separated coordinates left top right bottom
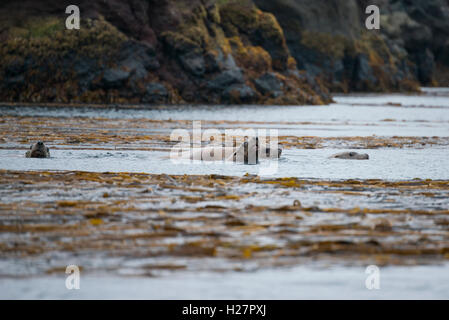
(205, 50, 238, 73)
(222, 84, 257, 103)
(207, 69, 244, 91)
(253, 72, 283, 97)
(118, 41, 159, 80)
(179, 52, 206, 76)
(101, 68, 130, 88)
(416, 48, 435, 84)
(72, 57, 98, 91)
(5, 74, 25, 86)
(353, 54, 376, 89)
(143, 82, 169, 103)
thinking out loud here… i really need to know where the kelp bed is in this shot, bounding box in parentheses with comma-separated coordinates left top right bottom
(1, 170, 448, 277)
(1, 115, 448, 150)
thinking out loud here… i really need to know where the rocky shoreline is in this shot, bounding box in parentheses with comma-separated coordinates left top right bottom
(1, 0, 448, 105)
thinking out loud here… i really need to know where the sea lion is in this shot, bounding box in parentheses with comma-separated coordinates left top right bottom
(331, 151, 369, 160)
(173, 137, 282, 164)
(183, 138, 258, 164)
(264, 146, 282, 159)
(229, 137, 282, 164)
(228, 139, 259, 164)
(25, 141, 50, 158)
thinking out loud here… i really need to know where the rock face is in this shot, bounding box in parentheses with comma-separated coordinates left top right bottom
(0, 0, 448, 105)
(255, 0, 449, 91)
(253, 73, 283, 98)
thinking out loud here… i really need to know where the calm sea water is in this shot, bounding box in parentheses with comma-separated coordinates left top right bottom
(1, 88, 448, 299)
(1, 89, 448, 179)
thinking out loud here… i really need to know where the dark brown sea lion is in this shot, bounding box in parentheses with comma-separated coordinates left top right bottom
(230, 140, 259, 164)
(331, 151, 369, 160)
(25, 141, 50, 158)
(230, 137, 282, 164)
(264, 146, 282, 158)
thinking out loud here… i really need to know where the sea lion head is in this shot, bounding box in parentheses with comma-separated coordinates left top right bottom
(26, 141, 50, 158)
(264, 147, 282, 158)
(232, 137, 282, 164)
(243, 139, 259, 164)
(256, 136, 282, 159)
(233, 137, 259, 164)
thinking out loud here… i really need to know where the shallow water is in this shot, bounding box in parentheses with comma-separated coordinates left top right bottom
(334, 88, 449, 108)
(1, 89, 448, 299)
(0, 148, 448, 180)
(1, 92, 449, 138)
(1, 263, 449, 299)
(1, 89, 449, 179)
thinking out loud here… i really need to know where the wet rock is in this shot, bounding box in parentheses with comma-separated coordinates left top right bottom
(204, 51, 221, 73)
(253, 72, 283, 97)
(5, 75, 25, 86)
(72, 57, 98, 91)
(207, 69, 244, 91)
(205, 50, 238, 73)
(143, 83, 168, 103)
(4, 58, 26, 77)
(332, 60, 345, 84)
(73, 58, 95, 77)
(382, 11, 420, 39)
(253, 0, 439, 92)
(3, 56, 35, 89)
(101, 68, 130, 88)
(119, 41, 158, 70)
(0, 0, 333, 104)
(124, 60, 149, 80)
(220, 2, 290, 71)
(118, 41, 159, 80)
(439, 41, 449, 66)
(179, 52, 206, 76)
(222, 84, 257, 103)
(220, 54, 239, 71)
(353, 54, 376, 90)
(415, 49, 435, 84)
(162, 31, 199, 54)
(403, 25, 433, 52)
(5, 0, 448, 103)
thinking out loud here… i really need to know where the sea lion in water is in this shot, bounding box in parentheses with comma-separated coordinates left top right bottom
(229, 139, 259, 164)
(26, 141, 50, 158)
(174, 137, 282, 164)
(228, 137, 282, 164)
(183, 138, 259, 164)
(331, 151, 369, 160)
(265, 146, 282, 158)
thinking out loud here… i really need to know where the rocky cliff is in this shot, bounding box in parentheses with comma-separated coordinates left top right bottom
(0, 0, 448, 105)
(255, 0, 449, 92)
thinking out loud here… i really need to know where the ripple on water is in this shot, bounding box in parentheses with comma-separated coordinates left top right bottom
(0, 148, 448, 180)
